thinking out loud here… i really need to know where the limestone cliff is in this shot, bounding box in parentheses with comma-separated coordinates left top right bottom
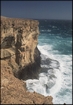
(1, 16, 41, 80)
(1, 16, 53, 104)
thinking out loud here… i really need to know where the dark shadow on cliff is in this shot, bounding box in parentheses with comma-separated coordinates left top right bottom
(1, 36, 15, 49)
(14, 47, 41, 80)
(16, 63, 41, 80)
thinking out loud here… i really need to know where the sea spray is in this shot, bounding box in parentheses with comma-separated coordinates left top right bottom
(25, 20, 72, 104)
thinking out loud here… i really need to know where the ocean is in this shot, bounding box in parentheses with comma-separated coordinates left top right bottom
(26, 19, 72, 104)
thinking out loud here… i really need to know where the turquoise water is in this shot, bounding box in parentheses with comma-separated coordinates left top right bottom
(26, 20, 72, 104)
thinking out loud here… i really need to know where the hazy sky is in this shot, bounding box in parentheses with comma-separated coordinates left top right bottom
(1, 1, 72, 20)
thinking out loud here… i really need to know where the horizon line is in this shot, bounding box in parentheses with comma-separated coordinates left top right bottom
(1, 15, 72, 21)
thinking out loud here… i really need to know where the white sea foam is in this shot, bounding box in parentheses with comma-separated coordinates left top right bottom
(26, 44, 72, 104)
(39, 44, 72, 103)
(47, 29, 51, 32)
(52, 26, 57, 28)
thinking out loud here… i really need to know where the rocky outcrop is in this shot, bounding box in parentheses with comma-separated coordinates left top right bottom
(1, 60, 53, 104)
(1, 16, 41, 80)
(1, 16, 53, 104)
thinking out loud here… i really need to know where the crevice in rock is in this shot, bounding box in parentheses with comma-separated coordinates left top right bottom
(1, 17, 41, 81)
(1, 16, 53, 104)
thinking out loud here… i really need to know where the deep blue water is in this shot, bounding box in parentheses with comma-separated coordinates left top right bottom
(26, 19, 72, 104)
(39, 19, 72, 55)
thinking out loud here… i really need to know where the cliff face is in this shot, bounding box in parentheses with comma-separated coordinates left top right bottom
(1, 60, 53, 104)
(1, 16, 53, 104)
(1, 16, 41, 80)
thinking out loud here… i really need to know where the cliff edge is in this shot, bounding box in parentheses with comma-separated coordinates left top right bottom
(1, 16, 53, 104)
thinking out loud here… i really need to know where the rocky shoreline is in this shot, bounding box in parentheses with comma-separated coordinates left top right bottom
(1, 16, 53, 104)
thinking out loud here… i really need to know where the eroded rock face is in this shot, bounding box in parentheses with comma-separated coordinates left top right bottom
(1, 61, 53, 104)
(1, 16, 53, 104)
(1, 16, 41, 80)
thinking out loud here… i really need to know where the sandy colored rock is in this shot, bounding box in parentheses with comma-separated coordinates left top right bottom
(1, 16, 41, 80)
(1, 16, 53, 104)
(1, 60, 53, 104)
